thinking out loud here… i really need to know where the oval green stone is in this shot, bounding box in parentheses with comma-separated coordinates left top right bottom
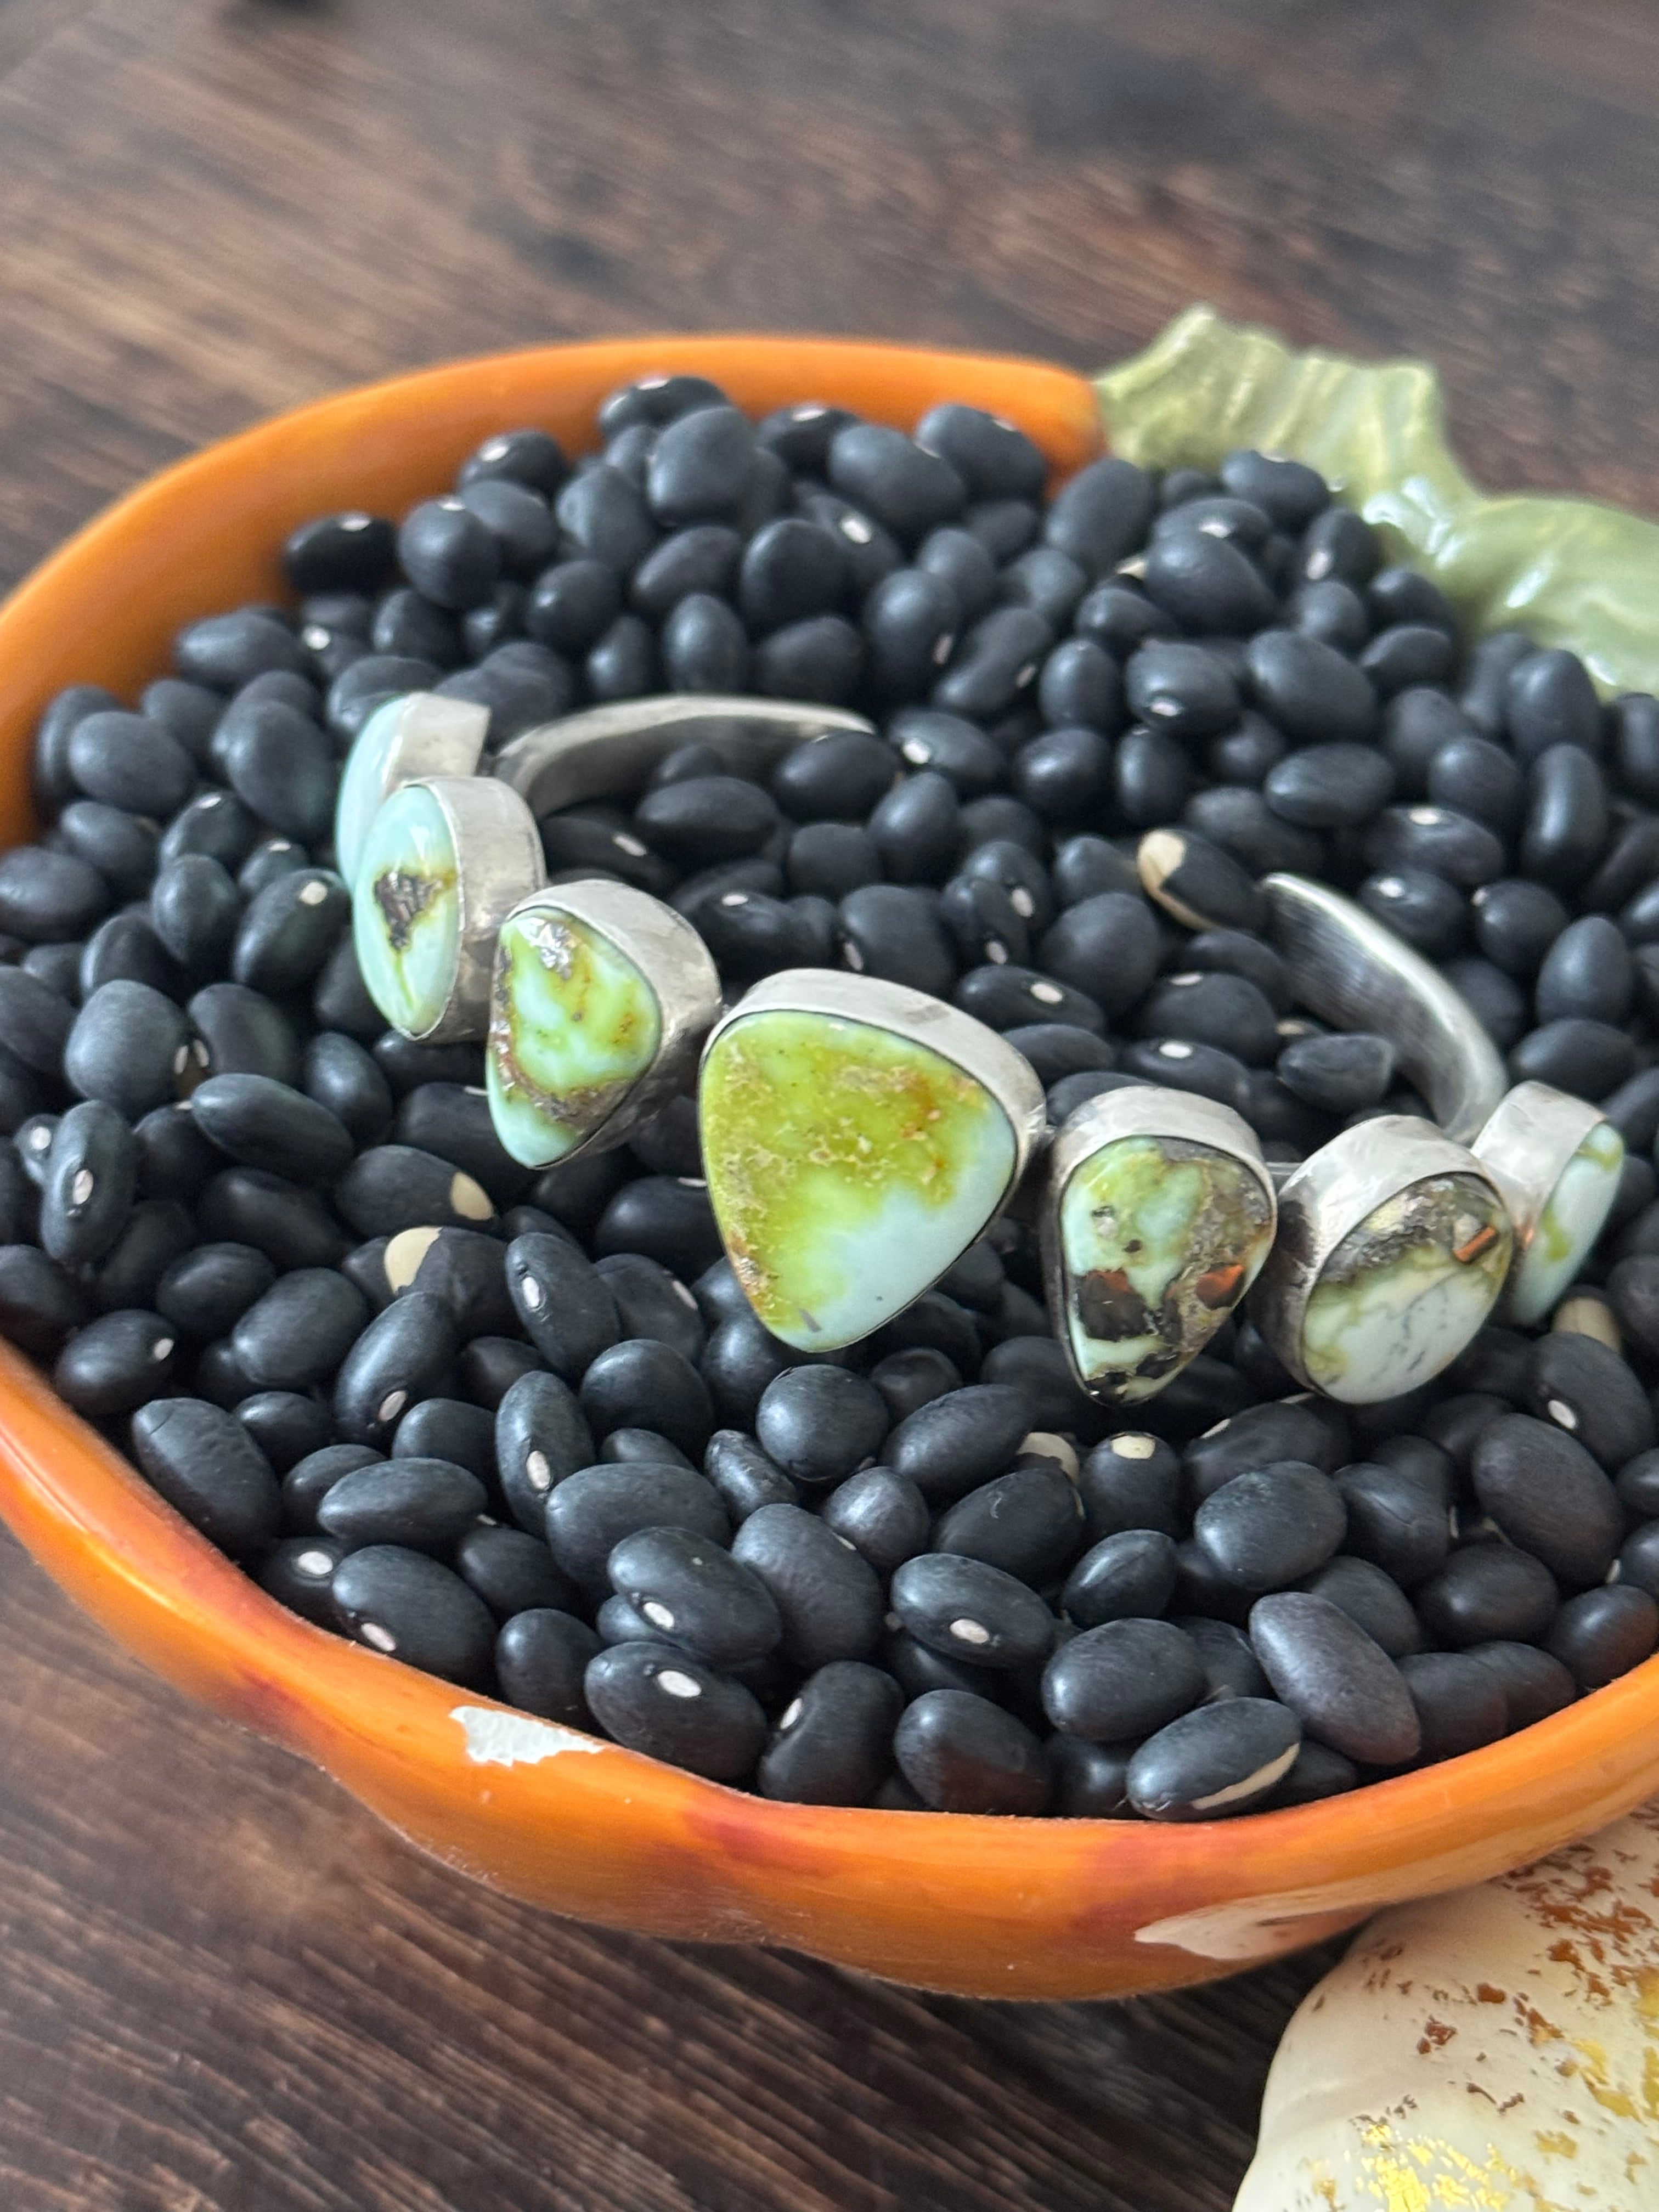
(486, 904, 664, 1169)
(1301, 1171, 1513, 1404)
(334, 693, 409, 890)
(1057, 1134, 1273, 1403)
(1506, 1118, 1625, 1327)
(351, 783, 460, 1037)
(700, 1008, 1017, 1351)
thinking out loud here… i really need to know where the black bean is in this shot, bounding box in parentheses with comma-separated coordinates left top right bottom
(189, 1073, 354, 1189)
(88, 1198, 195, 1316)
(1239, 629, 1376, 746)
(863, 1350, 960, 1431)
(861, 569, 959, 701)
(39, 1099, 136, 1267)
(258, 1534, 348, 1626)
(1464, 1639, 1576, 1730)
(651, 592, 744, 693)
(893, 1688, 1048, 1815)
(493, 1232, 617, 1383)
(1036, 641, 1121, 740)
(1274, 1032, 1397, 1119)
(1042, 457, 1154, 575)
(392, 1396, 496, 1487)
(0, 973, 72, 1084)
(391, 1082, 529, 1208)
(754, 1661, 901, 1807)
(329, 1544, 494, 1685)
(1262, 743, 1393, 832)
(1042, 1735, 1131, 1817)
(1167, 1616, 1265, 1705)
(129, 1396, 280, 1559)
(453, 478, 557, 580)
(544, 1460, 729, 1601)
(0, 845, 109, 944)
(719, 1499, 881, 1668)
(590, 1252, 702, 1369)
(493, 1608, 600, 1726)
(456, 1337, 542, 1410)
(1602, 1070, 1659, 1159)
(152, 1242, 273, 1345)
(1425, 734, 1524, 839)
(188, 980, 302, 1086)
(334, 1146, 497, 1240)
(633, 776, 780, 870)
(1395, 1650, 1510, 1763)
(602, 1525, 778, 1668)
(1509, 1017, 1634, 1099)
(1137, 970, 1280, 1066)
(998, 1027, 1113, 1092)
(584, 1640, 765, 1779)
(958, 837, 1056, 928)
(861, 772, 958, 887)
(1031, 892, 1158, 1017)
(1520, 743, 1609, 893)
(216, 701, 335, 845)
(1581, 816, 1659, 918)
(1292, 505, 1376, 590)
(1184, 786, 1325, 878)
(1527, 1331, 1654, 1469)
(1471, 1413, 1622, 1587)
(283, 510, 398, 595)
(913, 527, 997, 624)
(1207, 712, 1287, 786)
(490, 1367, 592, 1536)
(1076, 1433, 1183, 1541)
(1041, 1617, 1204, 1741)
(1127, 1697, 1301, 1821)
(1503, 647, 1601, 762)
(56, 800, 159, 898)
(63, 979, 191, 1118)
(1073, 581, 1172, 657)
(0, 1244, 88, 1356)
(318, 1455, 487, 1551)
(1532, 926, 1634, 1048)
(331, 1291, 458, 1447)
(1136, 827, 1265, 935)
(699, 1310, 799, 1427)
(1414, 1541, 1558, 1648)
(580, 1338, 713, 1459)
(821, 422, 962, 544)
(1547, 1585, 1659, 1690)
(791, 1465, 922, 1580)
(368, 586, 461, 666)
(696, 1432, 794, 1529)
(1214, 450, 1324, 528)
(33, 684, 126, 816)
(1192, 1462, 1347, 1592)
(1123, 640, 1239, 741)
(923, 606, 1046, 724)
(1116, 1037, 1250, 1116)
(296, 1035, 390, 1153)
(766, 733, 893, 828)
(996, 546, 1086, 634)
(787, 821, 882, 900)
(229, 1267, 371, 1392)
(912, 404, 1044, 503)
(1611, 1263, 1659, 1363)
(53, 1308, 176, 1416)
(749, 1364, 889, 1488)
(1355, 621, 1453, 696)
(837, 884, 956, 998)
(1248, 1590, 1420, 1763)
(1362, 804, 1506, 888)
(1331, 1460, 1449, 1588)
(868, 1385, 1031, 1508)
(1469, 877, 1568, 979)
(520, 558, 620, 657)
(449, 1526, 569, 1624)
(1611, 694, 1659, 804)
(1141, 528, 1276, 637)
(939, 874, 1030, 969)
(230, 870, 349, 998)
(1058, 1527, 1178, 1628)
(150, 855, 240, 980)
(79, 910, 189, 1005)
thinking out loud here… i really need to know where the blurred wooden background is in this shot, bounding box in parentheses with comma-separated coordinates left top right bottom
(3, 2, 1658, 2204)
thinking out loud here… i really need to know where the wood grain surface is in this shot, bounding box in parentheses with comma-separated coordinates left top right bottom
(1, 2, 1657, 2205)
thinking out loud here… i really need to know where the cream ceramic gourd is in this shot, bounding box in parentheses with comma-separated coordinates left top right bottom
(1235, 1801, 1659, 2210)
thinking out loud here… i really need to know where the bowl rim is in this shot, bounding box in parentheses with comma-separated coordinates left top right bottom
(2, 329, 1656, 2000)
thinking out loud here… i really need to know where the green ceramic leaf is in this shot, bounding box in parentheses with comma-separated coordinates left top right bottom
(1094, 303, 1659, 697)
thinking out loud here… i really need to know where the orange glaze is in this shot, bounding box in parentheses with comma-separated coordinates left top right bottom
(1, 335, 1655, 1999)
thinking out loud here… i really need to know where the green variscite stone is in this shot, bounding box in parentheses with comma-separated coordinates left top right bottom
(1301, 1172, 1513, 1404)
(486, 904, 663, 1169)
(1058, 1135, 1273, 1403)
(699, 1008, 1017, 1352)
(334, 693, 409, 890)
(1506, 1118, 1625, 1327)
(351, 783, 459, 1036)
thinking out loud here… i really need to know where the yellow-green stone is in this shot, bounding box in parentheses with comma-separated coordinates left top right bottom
(486, 905, 663, 1169)
(352, 783, 459, 1036)
(1506, 1118, 1626, 1326)
(1058, 1135, 1273, 1403)
(1301, 1172, 1513, 1404)
(699, 1008, 1017, 1351)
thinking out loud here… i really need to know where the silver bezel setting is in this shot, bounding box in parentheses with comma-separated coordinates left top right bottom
(1040, 1087, 1277, 1404)
(489, 877, 723, 1164)
(402, 776, 546, 1045)
(491, 697, 879, 816)
(1250, 1115, 1513, 1399)
(366, 691, 489, 808)
(1472, 1080, 1619, 1322)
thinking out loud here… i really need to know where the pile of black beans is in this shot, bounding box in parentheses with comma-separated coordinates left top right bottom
(8, 371, 1659, 1822)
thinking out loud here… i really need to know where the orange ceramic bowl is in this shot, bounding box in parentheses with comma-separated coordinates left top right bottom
(3, 334, 1658, 2002)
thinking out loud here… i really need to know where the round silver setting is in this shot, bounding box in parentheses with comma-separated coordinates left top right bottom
(395, 775, 546, 1044)
(1472, 1080, 1623, 1324)
(1040, 1087, 1277, 1407)
(487, 877, 723, 1166)
(1251, 1116, 1515, 1404)
(491, 697, 878, 816)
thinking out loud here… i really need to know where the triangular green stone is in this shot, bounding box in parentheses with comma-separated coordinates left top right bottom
(700, 1007, 1018, 1351)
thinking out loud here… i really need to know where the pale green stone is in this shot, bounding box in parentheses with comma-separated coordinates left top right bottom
(1301, 1172, 1513, 1404)
(351, 784, 459, 1036)
(486, 903, 663, 1169)
(699, 1008, 1017, 1351)
(1506, 1119, 1626, 1327)
(1058, 1134, 1273, 1403)
(334, 695, 409, 889)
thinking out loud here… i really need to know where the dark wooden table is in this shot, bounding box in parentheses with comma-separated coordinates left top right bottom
(2, 3, 1657, 2204)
